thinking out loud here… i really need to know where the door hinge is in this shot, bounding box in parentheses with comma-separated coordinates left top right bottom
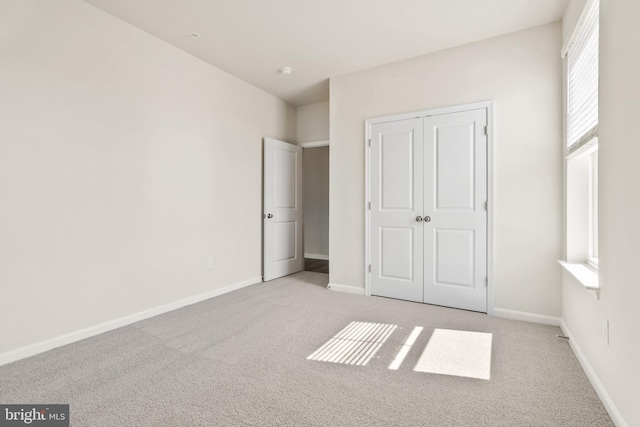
(368, 264, 372, 273)
(368, 201, 371, 210)
(484, 125, 488, 136)
(485, 277, 488, 287)
(484, 201, 488, 211)
(368, 138, 371, 147)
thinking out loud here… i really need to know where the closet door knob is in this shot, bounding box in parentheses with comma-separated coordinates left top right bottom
(424, 216, 431, 222)
(416, 216, 423, 222)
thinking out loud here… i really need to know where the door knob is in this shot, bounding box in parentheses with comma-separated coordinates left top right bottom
(416, 216, 423, 222)
(266, 213, 273, 219)
(424, 216, 431, 222)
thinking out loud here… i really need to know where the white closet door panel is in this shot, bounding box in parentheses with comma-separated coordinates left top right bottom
(381, 132, 414, 210)
(434, 229, 475, 287)
(370, 118, 423, 303)
(435, 123, 475, 211)
(423, 109, 487, 312)
(380, 227, 415, 281)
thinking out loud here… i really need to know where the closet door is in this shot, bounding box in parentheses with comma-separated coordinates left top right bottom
(370, 118, 424, 302)
(423, 109, 488, 312)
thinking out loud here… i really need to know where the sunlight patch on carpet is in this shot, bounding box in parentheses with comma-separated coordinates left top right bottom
(307, 321, 397, 365)
(388, 326, 423, 370)
(414, 329, 492, 380)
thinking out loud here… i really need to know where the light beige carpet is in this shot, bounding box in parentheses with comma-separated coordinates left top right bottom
(0, 272, 613, 426)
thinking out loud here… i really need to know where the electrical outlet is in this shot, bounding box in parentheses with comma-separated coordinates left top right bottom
(207, 256, 214, 269)
(602, 317, 609, 346)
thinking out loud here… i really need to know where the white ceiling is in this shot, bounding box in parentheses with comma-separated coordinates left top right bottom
(84, 0, 568, 106)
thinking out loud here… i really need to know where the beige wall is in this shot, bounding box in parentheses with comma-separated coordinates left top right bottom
(561, 0, 640, 425)
(296, 101, 329, 143)
(0, 0, 295, 355)
(303, 147, 329, 257)
(329, 23, 563, 316)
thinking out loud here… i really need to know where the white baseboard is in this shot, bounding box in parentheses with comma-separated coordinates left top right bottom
(0, 276, 262, 367)
(560, 320, 627, 427)
(327, 283, 365, 296)
(304, 253, 329, 261)
(493, 308, 561, 326)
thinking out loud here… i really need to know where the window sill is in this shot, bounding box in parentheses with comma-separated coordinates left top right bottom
(559, 261, 599, 300)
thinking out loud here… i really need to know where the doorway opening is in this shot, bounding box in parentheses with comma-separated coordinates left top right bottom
(302, 144, 329, 274)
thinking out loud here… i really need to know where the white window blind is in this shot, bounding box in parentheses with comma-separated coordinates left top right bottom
(566, 0, 599, 152)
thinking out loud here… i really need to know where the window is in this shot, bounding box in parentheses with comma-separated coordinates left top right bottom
(566, 0, 599, 154)
(562, 0, 599, 292)
(588, 149, 598, 267)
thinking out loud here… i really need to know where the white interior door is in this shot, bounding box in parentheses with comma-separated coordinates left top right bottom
(368, 107, 488, 312)
(423, 109, 487, 312)
(370, 118, 424, 302)
(263, 138, 303, 281)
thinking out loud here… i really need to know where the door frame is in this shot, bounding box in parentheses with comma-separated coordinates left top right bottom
(364, 100, 495, 315)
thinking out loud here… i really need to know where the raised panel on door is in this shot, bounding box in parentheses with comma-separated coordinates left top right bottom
(434, 229, 475, 287)
(380, 227, 414, 281)
(435, 123, 475, 211)
(423, 109, 487, 312)
(370, 118, 423, 303)
(274, 147, 297, 209)
(273, 221, 297, 261)
(264, 138, 303, 281)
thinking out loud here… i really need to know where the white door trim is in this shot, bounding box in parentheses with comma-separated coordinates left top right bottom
(364, 100, 495, 315)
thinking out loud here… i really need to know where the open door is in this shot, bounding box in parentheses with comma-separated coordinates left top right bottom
(263, 138, 303, 281)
